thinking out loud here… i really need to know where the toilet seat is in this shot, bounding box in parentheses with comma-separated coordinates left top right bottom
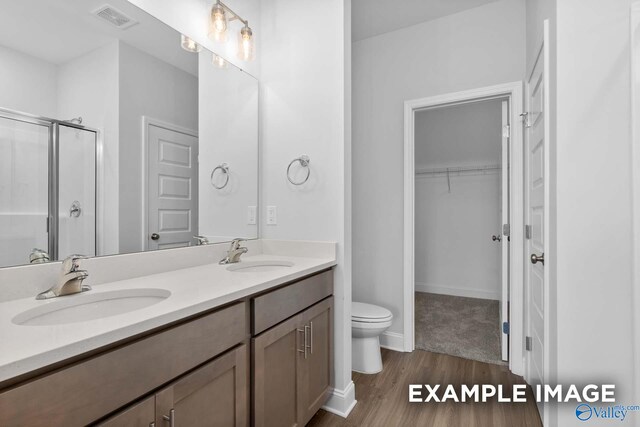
(352, 302, 393, 323)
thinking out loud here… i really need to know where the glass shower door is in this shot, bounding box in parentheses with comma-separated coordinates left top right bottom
(57, 124, 97, 259)
(0, 115, 50, 268)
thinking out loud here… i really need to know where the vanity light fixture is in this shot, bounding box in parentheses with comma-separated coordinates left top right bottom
(209, 2, 228, 41)
(212, 54, 228, 69)
(180, 34, 201, 53)
(238, 25, 255, 61)
(208, 1, 255, 61)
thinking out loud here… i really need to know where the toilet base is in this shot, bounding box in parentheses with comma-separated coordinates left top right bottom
(352, 336, 383, 374)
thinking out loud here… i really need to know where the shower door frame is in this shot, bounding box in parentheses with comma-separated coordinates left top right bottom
(0, 107, 101, 263)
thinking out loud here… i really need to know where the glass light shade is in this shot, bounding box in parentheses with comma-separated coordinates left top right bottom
(237, 26, 255, 61)
(180, 34, 201, 53)
(209, 3, 228, 41)
(212, 54, 228, 69)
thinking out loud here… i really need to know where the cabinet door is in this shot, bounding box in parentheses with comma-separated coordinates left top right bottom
(253, 311, 306, 427)
(98, 396, 155, 427)
(298, 297, 333, 425)
(155, 344, 248, 427)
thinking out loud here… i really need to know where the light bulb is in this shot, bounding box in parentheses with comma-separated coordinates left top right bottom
(212, 54, 227, 69)
(180, 34, 201, 53)
(209, 3, 228, 42)
(237, 25, 255, 61)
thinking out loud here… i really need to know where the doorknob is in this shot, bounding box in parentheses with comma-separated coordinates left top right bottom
(492, 235, 502, 242)
(530, 253, 544, 265)
(151, 233, 160, 241)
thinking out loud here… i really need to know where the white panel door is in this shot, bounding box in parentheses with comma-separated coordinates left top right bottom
(147, 124, 198, 250)
(524, 22, 550, 421)
(500, 100, 510, 362)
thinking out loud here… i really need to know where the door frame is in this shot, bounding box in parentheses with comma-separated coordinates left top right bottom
(403, 82, 525, 376)
(629, 2, 640, 406)
(141, 116, 198, 251)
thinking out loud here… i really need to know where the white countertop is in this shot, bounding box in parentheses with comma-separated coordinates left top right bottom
(0, 252, 336, 384)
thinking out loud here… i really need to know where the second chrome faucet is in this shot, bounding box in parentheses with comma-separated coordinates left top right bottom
(219, 239, 248, 264)
(36, 255, 90, 300)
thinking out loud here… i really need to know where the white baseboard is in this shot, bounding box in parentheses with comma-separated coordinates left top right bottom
(415, 282, 499, 300)
(322, 381, 357, 418)
(380, 331, 405, 352)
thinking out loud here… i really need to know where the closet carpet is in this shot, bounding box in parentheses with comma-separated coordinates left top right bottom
(415, 292, 504, 365)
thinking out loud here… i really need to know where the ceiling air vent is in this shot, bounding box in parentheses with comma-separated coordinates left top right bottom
(92, 5, 138, 30)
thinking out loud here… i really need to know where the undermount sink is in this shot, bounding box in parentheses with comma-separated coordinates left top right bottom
(12, 288, 171, 326)
(226, 260, 294, 273)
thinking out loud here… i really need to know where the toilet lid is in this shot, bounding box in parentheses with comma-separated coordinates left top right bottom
(352, 302, 393, 321)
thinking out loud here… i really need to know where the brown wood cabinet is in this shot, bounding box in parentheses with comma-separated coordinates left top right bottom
(253, 297, 333, 427)
(99, 344, 248, 427)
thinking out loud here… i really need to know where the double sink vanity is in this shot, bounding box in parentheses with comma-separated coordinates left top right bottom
(0, 240, 337, 426)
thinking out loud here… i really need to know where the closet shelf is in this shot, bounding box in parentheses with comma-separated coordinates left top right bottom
(415, 164, 500, 178)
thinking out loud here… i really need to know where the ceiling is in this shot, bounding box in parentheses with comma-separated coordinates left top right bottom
(351, 0, 500, 42)
(0, 0, 197, 76)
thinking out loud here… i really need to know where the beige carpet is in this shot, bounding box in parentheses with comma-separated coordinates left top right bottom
(415, 292, 505, 365)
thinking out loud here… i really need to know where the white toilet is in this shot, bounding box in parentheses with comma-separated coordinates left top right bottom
(351, 302, 393, 374)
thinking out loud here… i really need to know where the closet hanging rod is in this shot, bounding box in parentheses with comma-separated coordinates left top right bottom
(415, 164, 500, 177)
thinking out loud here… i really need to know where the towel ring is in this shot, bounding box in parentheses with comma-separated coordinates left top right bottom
(211, 163, 230, 189)
(287, 155, 311, 185)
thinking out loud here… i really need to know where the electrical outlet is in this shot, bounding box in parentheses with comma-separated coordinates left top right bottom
(247, 206, 257, 225)
(267, 206, 277, 225)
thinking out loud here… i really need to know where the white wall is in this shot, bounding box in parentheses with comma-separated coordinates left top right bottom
(0, 45, 58, 118)
(118, 42, 199, 253)
(260, 0, 353, 414)
(126, 0, 261, 78)
(57, 41, 120, 257)
(414, 101, 502, 300)
(198, 50, 258, 243)
(352, 0, 526, 337)
(553, 1, 636, 425)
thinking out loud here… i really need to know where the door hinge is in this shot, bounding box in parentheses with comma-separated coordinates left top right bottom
(525, 336, 532, 351)
(525, 225, 532, 239)
(502, 124, 511, 138)
(502, 322, 510, 335)
(520, 112, 532, 128)
(502, 224, 510, 237)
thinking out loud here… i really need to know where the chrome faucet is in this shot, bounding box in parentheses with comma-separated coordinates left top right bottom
(219, 239, 248, 264)
(194, 235, 210, 246)
(36, 255, 91, 300)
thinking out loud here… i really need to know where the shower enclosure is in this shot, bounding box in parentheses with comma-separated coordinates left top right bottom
(0, 109, 98, 268)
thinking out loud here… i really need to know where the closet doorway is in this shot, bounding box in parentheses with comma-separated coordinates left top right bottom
(403, 83, 525, 375)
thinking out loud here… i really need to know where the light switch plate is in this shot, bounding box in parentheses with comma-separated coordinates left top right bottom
(247, 206, 257, 225)
(267, 206, 277, 225)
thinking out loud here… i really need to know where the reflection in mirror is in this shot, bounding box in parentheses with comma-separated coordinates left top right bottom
(0, 0, 259, 268)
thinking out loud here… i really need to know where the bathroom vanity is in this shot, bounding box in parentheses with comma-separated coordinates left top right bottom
(0, 248, 336, 427)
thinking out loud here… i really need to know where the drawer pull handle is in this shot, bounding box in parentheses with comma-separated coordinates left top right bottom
(297, 328, 307, 359)
(163, 409, 175, 427)
(308, 322, 313, 355)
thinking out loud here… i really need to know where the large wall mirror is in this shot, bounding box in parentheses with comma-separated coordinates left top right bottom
(0, 0, 259, 268)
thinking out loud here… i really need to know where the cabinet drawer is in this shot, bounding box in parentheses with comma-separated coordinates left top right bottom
(0, 302, 247, 427)
(252, 270, 333, 335)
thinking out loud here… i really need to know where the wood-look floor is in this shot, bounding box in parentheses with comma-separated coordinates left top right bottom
(308, 349, 542, 427)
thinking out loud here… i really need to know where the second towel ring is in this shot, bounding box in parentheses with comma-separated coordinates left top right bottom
(211, 163, 230, 189)
(287, 155, 311, 185)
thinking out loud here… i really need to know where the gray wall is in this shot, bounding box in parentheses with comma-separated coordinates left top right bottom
(352, 0, 526, 337)
(415, 100, 502, 300)
(118, 42, 198, 254)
